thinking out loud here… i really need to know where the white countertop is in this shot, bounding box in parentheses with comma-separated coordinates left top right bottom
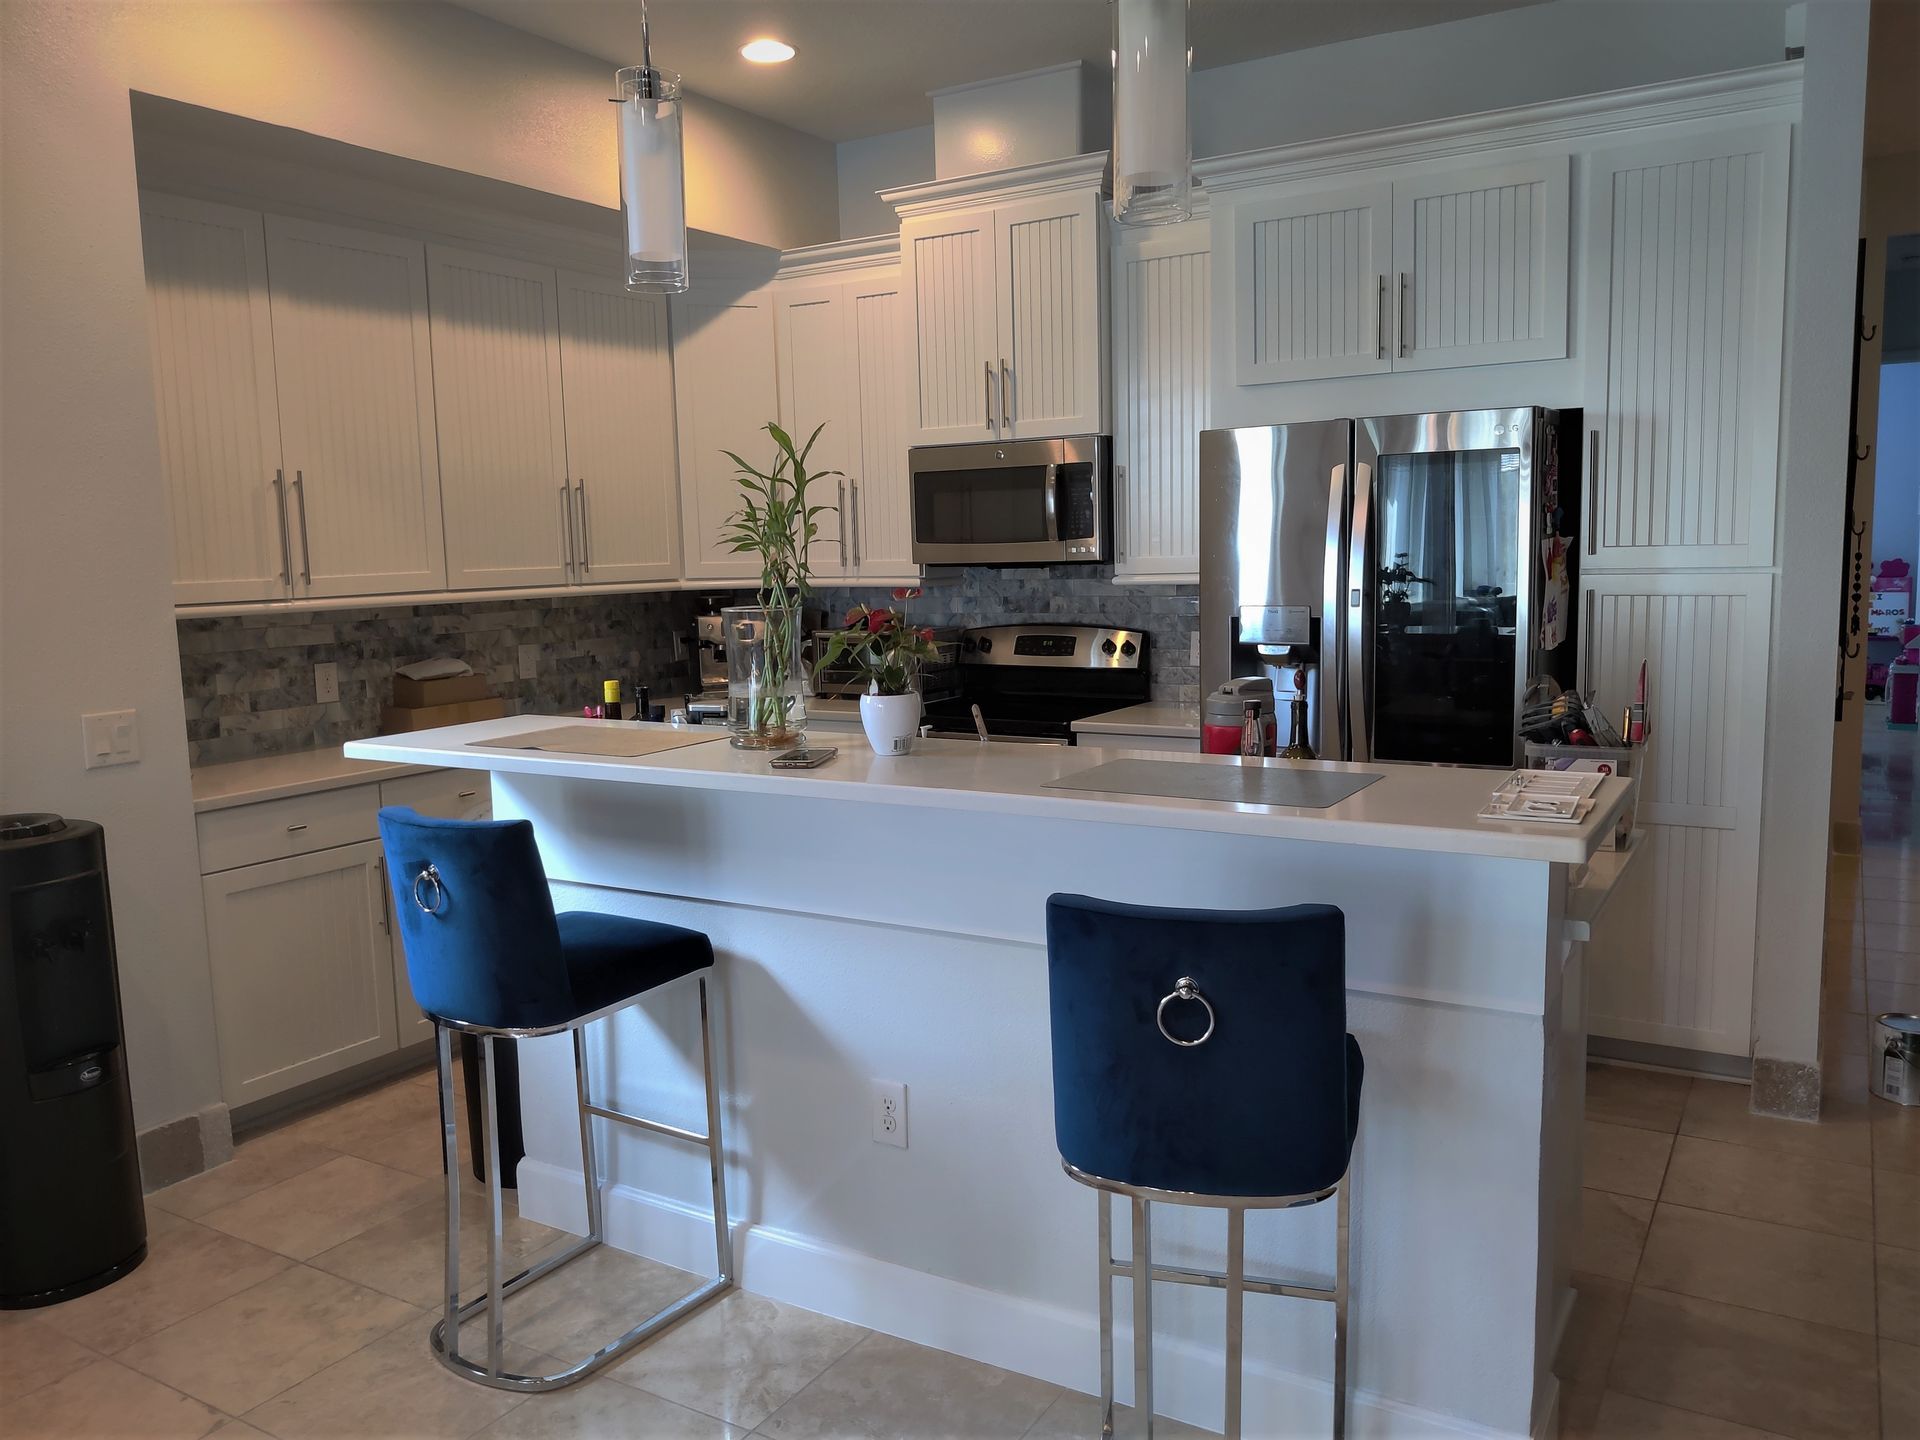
(191, 746, 439, 812)
(346, 716, 1630, 863)
(1070, 702, 1201, 738)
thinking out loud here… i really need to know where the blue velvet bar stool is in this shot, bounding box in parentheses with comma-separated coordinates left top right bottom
(377, 807, 733, 1392)
(1045, 896, 1364, 1440)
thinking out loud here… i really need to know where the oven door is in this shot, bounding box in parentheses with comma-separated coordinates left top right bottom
(910, 437, 1108, 565)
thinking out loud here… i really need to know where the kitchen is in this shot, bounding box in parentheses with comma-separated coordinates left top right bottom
(2, 3, 1903, 1439)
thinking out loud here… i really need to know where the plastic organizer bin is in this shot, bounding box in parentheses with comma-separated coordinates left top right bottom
(1523, 740, 1644, 849)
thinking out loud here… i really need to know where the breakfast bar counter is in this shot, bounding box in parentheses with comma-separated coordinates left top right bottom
(347, 717, 1636, 1438)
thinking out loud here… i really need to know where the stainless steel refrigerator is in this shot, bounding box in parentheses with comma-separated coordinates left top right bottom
(1200, 407, 1579, 767)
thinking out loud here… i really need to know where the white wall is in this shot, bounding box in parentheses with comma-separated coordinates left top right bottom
(837, 125, 935, 238)
(930, 62, 1093, 180)
(1872, 363, 1920, 569)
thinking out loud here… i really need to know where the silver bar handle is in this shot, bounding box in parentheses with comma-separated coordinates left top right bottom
(272, 469, 291, 586)
(836, 479, 848, 569)
(984, 360, 996, 435)
(291, 470, 312, 584)
(1043, 463, 1059, 542)
(1346, 459, 1374, 762)
(1323, 460, 1350, 762)
(1000, 358, 1012, 432)
(1581, 593, 1596, 694)
(576, 479, 591, 574)
(559, 481, 575, 579)
(850, 480, 862, 570)
(375, 856, 390, 933)
(1397, 273, 1410, 358)
(1586, 431, 1600, 557)
(1375, 275, 1386, 361)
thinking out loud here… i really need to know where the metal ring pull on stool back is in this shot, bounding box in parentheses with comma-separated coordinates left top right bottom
(1155, 976, 1215, 1047)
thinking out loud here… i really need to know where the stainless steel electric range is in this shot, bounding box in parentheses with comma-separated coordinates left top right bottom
(919, 624, 1151, 745)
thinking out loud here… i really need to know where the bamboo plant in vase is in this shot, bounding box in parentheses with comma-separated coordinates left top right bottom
(815, 591, 943, 756)
(719, 423, 836, 749)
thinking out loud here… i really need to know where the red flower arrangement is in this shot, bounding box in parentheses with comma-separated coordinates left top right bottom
(815, 589, 942, 696)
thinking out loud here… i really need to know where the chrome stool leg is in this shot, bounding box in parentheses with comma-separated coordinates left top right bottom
(1225, 1207, 1245, 1440)
(435, 1026, 461, 1362)
(1098, 1192, 1116, 1439)
(573, 1028, 603, 1245)
(1131, 1197, 1153, 1439)
(481, 1034, 506, 1378)
(1333, 1177, 1350, 1440)
(698, 976, 734, 1283)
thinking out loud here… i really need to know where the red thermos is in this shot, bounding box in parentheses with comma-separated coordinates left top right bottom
(1202, 678, 1276, 756)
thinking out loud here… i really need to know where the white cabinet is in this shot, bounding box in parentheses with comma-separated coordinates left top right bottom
(1229, 182, 1393, 385)
(1580, 125, 1791, 570)
(139, 193, 290, 606)
(672, 282, 779, 582)
(427, 246, 571, 590)
(775, 280, 862, 581)
(1113, 218, 1211, 581)
(557, 270, 682, 586)
(201, 838, 399, 1107)
(845, 270, 916, 577)
(264, 216, 446, 597)
(899, 181, 1106, 446)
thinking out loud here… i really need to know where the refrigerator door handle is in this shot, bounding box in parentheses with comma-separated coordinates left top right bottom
(1324, 460, 1350, 762)
(1346, 457, 1374, 763)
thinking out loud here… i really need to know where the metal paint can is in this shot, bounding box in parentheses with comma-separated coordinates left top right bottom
(1870, 1013, 1920, 1107)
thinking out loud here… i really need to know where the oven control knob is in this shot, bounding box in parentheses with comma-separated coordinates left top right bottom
(1101, 639, 1117, 656)
(978, 637, 993, 654)
(1120, 640, 1137, 658)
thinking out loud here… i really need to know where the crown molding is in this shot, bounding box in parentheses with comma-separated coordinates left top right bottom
(881, 150, 1110, 219)
(1195, 62, 1803, 194)
(777, 234, 901, 278)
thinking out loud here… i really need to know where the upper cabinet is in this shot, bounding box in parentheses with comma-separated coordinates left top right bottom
(896, 162, 1108, 447)
(775, 279, 863, 581)
(1580, 125, 1791, 571)
(672, 281, 779, 582)
(264, 216, 446, 598)
(1221, 155, 1570, 388)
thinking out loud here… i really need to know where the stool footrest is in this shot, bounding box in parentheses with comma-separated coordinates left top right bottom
(584, 1102, 710, 1147)
(1104, 1256, 1337, 1304)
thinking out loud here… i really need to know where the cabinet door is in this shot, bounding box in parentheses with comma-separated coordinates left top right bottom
(1581, 572, 1772, 1057)
(1228, 182, 1392, 386)
(846, 269, 916, 579)
(556, 270, 682, 586)
(378, 772, 490, 1045)
(671, 284, 778, 581)
(201, 839, 399, 1106)
(1391, 156, 1570, 369)
(264, 216, 445, 598)
(995, 191, 1105, 438)
(140, 194, 290, 606)
(900, 209, 998, 445)
(774, 280, 859, 582)
(1113, 220, 1210, 581)
(1581, 125, 1790, 570)
(428, 246, 571, 590)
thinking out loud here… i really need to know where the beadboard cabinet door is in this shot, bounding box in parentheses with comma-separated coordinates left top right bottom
(1581, 125, 1791, 570)
(140, 193, 291, 606)
(845, 270, 916, 578)
(201, 840, 400, 1106)
(1113, 219, 1210, 582)
(672, 283, 778, 582)
(775, 280, 860, 582)
(900, 208, 999, 446)
(996, 191, 1105, 439)
(264, 216, 446, 598)
(428, 246, 571, 590)
(1227, 182, 1393, 386)
(1581, 571, 1773, 1057)
(1390, 156, 1570, 370)
(557, 270, 682, 586)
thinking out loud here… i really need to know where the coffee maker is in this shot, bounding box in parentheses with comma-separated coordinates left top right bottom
(689, 597, 732, 724)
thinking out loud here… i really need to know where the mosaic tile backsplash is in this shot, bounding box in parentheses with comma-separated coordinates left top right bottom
(176, 567, 1199, 767)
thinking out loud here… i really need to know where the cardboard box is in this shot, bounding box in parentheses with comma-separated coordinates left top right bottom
(380, 697, 510, 732)
(391, 672, 493, 708)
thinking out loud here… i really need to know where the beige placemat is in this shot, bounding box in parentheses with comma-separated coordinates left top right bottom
(467, 725, 729, 759)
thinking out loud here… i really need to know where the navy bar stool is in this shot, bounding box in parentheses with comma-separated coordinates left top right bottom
(377, 807, 733, 1392)
(1045, 896, 1364, 1439)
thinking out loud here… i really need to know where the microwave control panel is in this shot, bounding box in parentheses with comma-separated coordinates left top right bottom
(1059, 469, 1098, 552)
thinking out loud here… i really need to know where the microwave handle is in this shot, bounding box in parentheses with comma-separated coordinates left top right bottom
(1043, 463, 1059, 542)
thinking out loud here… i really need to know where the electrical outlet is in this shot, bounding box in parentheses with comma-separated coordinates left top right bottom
(313, 662, 339, 704)
(518, 644, 540, 680)
(1189, 632, 1200, 665)
(872, 1079, 907, 1149)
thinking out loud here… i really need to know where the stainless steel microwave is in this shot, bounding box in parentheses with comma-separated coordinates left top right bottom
(908, 436, 1110, 566)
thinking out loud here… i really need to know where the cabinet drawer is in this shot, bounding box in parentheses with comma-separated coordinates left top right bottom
(379, 769, 491, 821)
(196, 784, 380, 874)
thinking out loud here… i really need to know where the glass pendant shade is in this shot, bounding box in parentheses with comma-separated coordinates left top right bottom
(616, 65, 689, 293)
(1112, 0, 1192, 226)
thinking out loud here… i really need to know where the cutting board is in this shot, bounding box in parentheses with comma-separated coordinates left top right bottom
(1044, 758, 1383, 810)
(466, 725, 728, 759)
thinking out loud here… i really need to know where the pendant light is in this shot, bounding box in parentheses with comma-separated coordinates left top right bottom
(616, 2, 689, 292)
(1112, 0, 1192, 226)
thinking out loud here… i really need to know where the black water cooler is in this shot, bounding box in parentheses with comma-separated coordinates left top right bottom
(1, 814, 147, 1307)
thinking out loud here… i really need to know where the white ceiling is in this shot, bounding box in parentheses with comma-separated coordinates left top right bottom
(452, 0, 1543, 143)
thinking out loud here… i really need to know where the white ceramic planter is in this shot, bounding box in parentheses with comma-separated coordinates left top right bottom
(859, 691, 922, 756)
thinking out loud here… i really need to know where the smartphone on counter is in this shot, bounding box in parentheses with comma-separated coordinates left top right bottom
(770, 747, 839, 770)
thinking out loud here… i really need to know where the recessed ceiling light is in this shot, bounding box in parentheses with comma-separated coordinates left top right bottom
(740, 37, 795, 64)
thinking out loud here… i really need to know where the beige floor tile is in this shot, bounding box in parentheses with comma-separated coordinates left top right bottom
(1558, 1380, 1604, 1439)
(308, 1194, 565, 1310)
(197, 1154, 440, 1261)
(1823, 965, 1868, 1013)
(1585, 1390, 1795, 1438)
(1583, 1120, 1671, 1200)
(149, 1127, 343, 1221)
(1824, 1051, 1870, 1099)
(3, 1357, 223, 1440)
(206, 1423, 275, 1439)
(116, 1264, 418, 1415)
(1823, 1010, 1872, 1059)
(1877, 1165, 1920, 1249)
(1608, 1288, 1879, 1440)
(608, 1288, 866, 1431)
(1869, 979, 1920, 1016)
(460, 1245, 704, 1364)
(1862, 871, 1920, 902)
(1880, 1245, 1920, 1346)
(1635, 1204, 1876, 1335)
(476, 1373, 745, 1438)
(1574, 1191, 1652, 1283)
(1866, 949, 1920, 984)
(242, 1321, 526, 1439)
(753, 1332, 1059, 1440)
(1555, 1272, 1632, 1386)
(0, 1312, 98, 1402)
(1863, 896, 1920, 928)
(1680, 1078, 1873, 1168)
(35, 1208, 293, 1355)
(1658, 1135, 1875, 1239)
(1883, 1339, 1919, 1440)
(1584, 1065, 1691, 1133)
(1874, 1099, 1920, 1175)
(1024, 1389, 1215, 1439)
(277, 1080, 451, 1180)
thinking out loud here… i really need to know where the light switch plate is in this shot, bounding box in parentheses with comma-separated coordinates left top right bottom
(517, 644, 540, 680)
(81, 709, 139, 769)
(313, 662, 339, 704)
